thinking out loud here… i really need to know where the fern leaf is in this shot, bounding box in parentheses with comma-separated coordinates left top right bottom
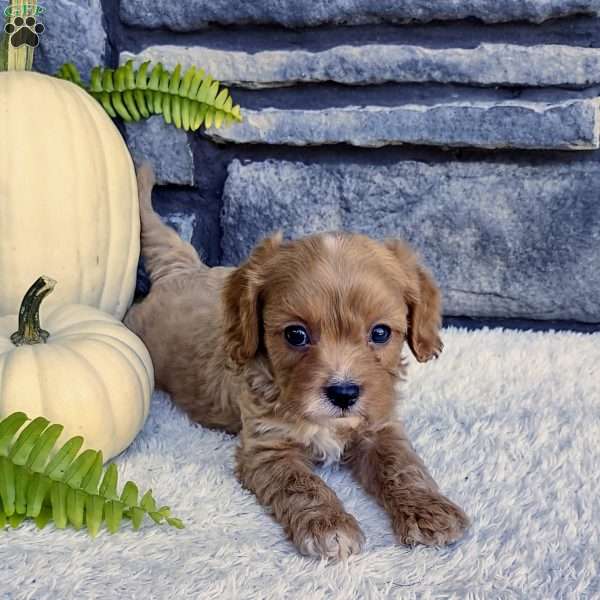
(205, 106, 215, 129)
(135, 60, 150, 89)
(64, 449, 99, 488)
(26, 424, 63, 472)
(102, 68, 115, 92)
(0, 412, 184, 536)
(105, 500, 125, 534)
(179, 66, 196, 96)
(162, 94, 173, 124)
(140, 489, 158, 513)
(34, 506, 52, 529)
(127, 506, 145, 531)
(9, 513, 26, 528)
(9, 417, 49, 465)
(124, 59, 136, 89)
(45, 436, 84, 480)
(54, 61, 242, 132)
(50, 481, 69, 528)
(66, 487, 86, 530)
(0, 456, 16, 515)
(99, 463, 119, 500)
(149, 511, 164, 525)
(214, 88, 228, 110)
(85, 494, 104, 537)
(169, 64, 182, 94)
(14, 465, 30, 514)
(0, 412, 28, 456)
(196, 75, 212, 103)
(26, 473, 52, 517)
(147, 62, 163, 91)
(181, 97, 191, 131)
(120, 481, 139, 506)
(166, 517, 185, 529)
(81, 451, 104, 495)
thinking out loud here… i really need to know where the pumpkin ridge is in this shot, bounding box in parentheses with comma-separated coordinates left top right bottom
(31, 345, 49, 427)
(55, 335, 150, 441)
(50, 342, 119, 457)
(119, 152, 139, 317)
(39, 304, 106, 332)
(68, 80, 86, 305)
(1, 75, 16, 313)
(0, 352, 10, 421)
(0, 344, 25, 417)
(55, 75, 85, 306)
(75, 85, 113, 313)
(55, 327, 155, 396)
(83, 77, 139, 317)
(69, 82, 106, 309)
(46, 317, 121, 337)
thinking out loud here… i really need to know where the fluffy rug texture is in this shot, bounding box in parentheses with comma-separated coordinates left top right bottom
(1, 327, 599, 599)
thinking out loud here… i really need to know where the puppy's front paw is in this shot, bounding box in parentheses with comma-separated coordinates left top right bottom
(391, 491, 469, 546)
(293, 510, 365, 561)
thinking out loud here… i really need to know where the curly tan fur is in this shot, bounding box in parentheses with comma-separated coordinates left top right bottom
(125, 163, 469, 560)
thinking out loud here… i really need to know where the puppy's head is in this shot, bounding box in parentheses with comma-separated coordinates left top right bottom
(223, 232, 442, 425)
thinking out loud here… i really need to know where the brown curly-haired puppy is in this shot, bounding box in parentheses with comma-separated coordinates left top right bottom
(125, 163, 469, 560)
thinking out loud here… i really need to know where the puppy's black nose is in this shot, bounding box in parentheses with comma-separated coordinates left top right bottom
(325, 383, 360, 409)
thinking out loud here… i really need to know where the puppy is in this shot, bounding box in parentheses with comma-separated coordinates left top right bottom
(125, 163, 469, 560)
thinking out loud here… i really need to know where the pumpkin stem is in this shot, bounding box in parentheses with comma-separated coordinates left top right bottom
(11, 276, 56, 346)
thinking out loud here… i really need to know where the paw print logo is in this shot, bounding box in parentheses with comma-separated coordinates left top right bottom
(5, 16, 44, 48)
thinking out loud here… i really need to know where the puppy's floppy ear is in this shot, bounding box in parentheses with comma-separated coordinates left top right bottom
(384, 240, 443, 362)
(222, 232, 283, 365)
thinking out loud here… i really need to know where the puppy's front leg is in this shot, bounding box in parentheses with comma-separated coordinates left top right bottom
(236, 439, 365, 560)
(348, 423, 469, 546)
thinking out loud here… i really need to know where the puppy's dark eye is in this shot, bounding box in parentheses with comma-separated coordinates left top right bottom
(284, 325, 310, 347)
(370, 324, 391, 344)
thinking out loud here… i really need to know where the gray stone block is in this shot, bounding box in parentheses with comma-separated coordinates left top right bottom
(163, 212, 197, 244)
(120, 0, 600, 29)
(205, 101, 600, 150)
(34, 0, 106, 80)
(221, 159, 600, 322)
(122, 43, 600, 89)
(124, 116, 194, 186)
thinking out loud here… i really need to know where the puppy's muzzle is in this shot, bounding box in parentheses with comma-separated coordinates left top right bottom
(325, 382, 361, 409)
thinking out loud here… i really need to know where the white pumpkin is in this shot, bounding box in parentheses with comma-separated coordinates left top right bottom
(0, 71, 139, 319)
(0, 277, 153, 461)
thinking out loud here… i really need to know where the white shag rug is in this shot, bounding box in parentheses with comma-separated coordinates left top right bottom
(1, 327, 599, 599)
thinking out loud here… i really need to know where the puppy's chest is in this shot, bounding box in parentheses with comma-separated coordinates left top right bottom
(297, 419, 361, 466)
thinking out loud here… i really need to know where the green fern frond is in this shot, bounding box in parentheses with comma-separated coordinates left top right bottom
(54, 60, 242, 132)
(0, 412, 184, 536)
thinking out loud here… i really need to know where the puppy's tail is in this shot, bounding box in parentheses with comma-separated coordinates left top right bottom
(136, 161, 206, 284)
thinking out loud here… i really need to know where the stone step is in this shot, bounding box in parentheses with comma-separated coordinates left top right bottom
(204, 101, 600, 150)
(221, 159, 600, 322)
(36, 0, 106, 76)
(124, 117, 194, 186)
(122, 43, 600, 89)
(120, 0, 600, 30)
